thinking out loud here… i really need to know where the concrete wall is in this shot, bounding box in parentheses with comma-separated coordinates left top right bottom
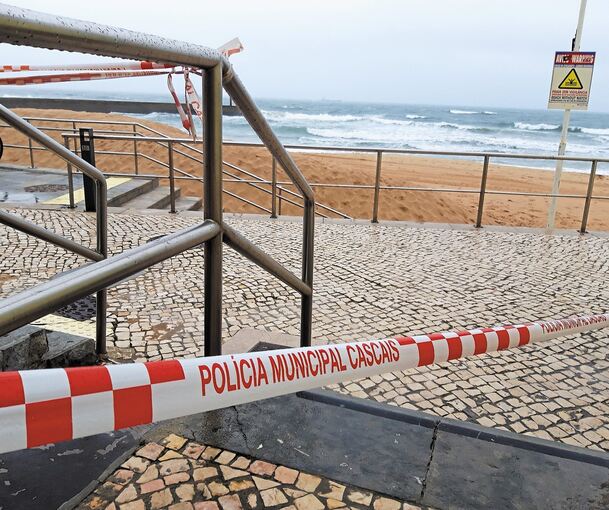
(0, 97, 241, 116)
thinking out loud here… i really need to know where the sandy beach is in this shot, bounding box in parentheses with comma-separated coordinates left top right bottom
(2, 108, 608, 231)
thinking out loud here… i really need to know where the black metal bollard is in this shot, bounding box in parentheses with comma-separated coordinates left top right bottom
(79, 128, 97, 212)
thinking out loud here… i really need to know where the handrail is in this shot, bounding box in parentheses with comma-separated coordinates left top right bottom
(3, 116, 345, 217)
(59, 131, 345, 218)
(221, 141, 609, 164)
(0, 3, 316, 349)
(0, 4, 222, 69)
(0, 220, 221, 336)
(0, 103, 111, 354)
(6, 120, 609, 222)
(0, 210, 103, 261)
(223, 224, 311, 296)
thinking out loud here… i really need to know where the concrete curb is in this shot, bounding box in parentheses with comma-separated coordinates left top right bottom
(299, 388, 609, 469)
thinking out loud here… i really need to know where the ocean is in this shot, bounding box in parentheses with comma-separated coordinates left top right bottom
(4, 88, 609, 173)
(136, 98, 609, 173)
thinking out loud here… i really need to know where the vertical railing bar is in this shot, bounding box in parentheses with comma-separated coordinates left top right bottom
(579, 160, 597, 234)
(475, 155, 490, 228)
(132, 123, 139, 175)
(27, 128, 35, 168)
(203, 64, 223, 357)
(271, 157, 277, 218)
(63, 135, 75, 209)
(168, 140, 176, 213)
(372, 150, 383, 223)
(278, 186, 283, 216)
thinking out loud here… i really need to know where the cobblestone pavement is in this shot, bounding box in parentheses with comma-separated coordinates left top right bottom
(1, 207, 608, 453)
(79, 434, 424, 510)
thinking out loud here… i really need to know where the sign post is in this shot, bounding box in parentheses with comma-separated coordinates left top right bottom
(546, 0, 591, 230)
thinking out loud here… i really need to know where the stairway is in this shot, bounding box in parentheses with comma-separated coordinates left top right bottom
(87, 177, 202, 212)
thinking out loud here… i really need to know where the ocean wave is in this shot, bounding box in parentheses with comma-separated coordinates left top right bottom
(514, 122, 560, 131)
(438, 122, 493, 132)
(369, 116, 414, 126)
(578, 126, 609, 135)
(482, 111, 497, 115)
(262, 110, 364, 123)
(449, 109, 478, 114)
(405, 114, 426, 119)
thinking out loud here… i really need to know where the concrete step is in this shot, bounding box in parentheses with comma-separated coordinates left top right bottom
(122, 186, 181, 210)
(43, 331, 97, 368)
(174, 196, 202, 211)
(106, 178, 158, 207)
(0, 325, 48, 370)
(0, 325, 96, 370)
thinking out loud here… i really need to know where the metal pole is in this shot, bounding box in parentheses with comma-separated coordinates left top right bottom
(547, 0, 587, 229)
(300, 202, 315, 347)
(271, 157, 277, 218)
(203, 64, 223, 357)
(278, 187, 283, 216)
(475, 155, 490, 228)
(95, 170, 108, 356)
(27, 137, 34, 168)
(168, 141, 176, 213)
(372, 151, 383, 223)
(63, 135, 75, 209)
(132, 124, 139, 175)
(579, 160, 597, 233)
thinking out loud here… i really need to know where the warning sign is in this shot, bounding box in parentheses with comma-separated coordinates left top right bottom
(548, 52, 595, 110)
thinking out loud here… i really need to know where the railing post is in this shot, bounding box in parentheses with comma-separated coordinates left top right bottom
(271, 157, 277, 218)
(63, 135, 75, 209)
(203, 64, 223, 357)
(278, 186, 283, 216)
(27, 136, 34, 168)
(300, 204, 315, 348)
(580, 160, 597, 234)
(168, 141, 176, 213)
(132, 124, 139, 175)
(475, 155, 490, 228)
(372, 150, 383, 223)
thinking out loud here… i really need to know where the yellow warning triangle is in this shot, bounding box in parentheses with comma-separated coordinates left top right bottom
(558, 68, 583, 89)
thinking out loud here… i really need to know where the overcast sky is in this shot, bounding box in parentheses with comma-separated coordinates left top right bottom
(2, 0, 608, 111)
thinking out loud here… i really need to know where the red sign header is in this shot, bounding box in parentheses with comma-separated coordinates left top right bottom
(554, 52, 595, 66)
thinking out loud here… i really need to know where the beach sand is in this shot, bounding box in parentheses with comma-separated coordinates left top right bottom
(2, 108, 608, 231)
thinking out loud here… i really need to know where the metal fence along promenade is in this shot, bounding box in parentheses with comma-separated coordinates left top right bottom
(2, 116, 609, 233)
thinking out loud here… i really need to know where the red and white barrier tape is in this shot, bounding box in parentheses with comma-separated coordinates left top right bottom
(167, 73, 193, 133)
(0, 69, 173, 86)
(0, 313, 606, 455)
(0, 61, 175, 73)
(218, 37, 244, 58)
(0, 38, 243, 138)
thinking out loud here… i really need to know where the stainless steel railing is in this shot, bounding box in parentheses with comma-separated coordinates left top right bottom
(0, 104, 110, 354)
(0, 116, 349, 218)
(0, 220, 221, 336)
(54, 128, 609, 233)
(3, 114, 608, 232)
(223, 141, 609, 233)
(0, 3, 316, 354)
